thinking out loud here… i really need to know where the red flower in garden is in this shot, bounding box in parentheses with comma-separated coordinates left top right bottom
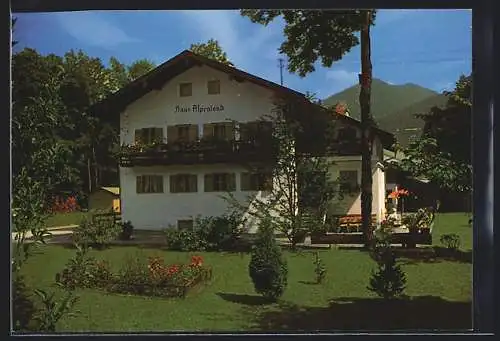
(167, 264, 180, 275)
(190, 255, 203, 267)
(388, 188, 410, 199)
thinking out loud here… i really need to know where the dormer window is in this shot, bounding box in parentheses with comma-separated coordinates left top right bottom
(207, 80, 220, 95)
(179, 83, 192, 97)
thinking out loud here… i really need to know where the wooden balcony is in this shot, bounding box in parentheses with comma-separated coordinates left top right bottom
(297, 139, 363, 157)
(119, 139, 276, 167)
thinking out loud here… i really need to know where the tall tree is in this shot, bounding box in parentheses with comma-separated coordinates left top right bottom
(127, 59, 156, 80)
(240, 9, 377, 247)
(12, 48, 80, 197)
(224, 98, 340, 248)
(189, 39, 234, 66)
(395, 74, 472, 196)
(107, 57, 156, 92)
(418, 74, 472, 165)
(11, 17, 18, 47)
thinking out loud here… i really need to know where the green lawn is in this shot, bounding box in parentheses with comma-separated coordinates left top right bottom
(45, 212, 86, 228)
(20, 213, 472, 332)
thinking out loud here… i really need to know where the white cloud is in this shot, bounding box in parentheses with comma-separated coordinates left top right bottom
(55, 12, 139, 48)
(178, 10, 283, 80)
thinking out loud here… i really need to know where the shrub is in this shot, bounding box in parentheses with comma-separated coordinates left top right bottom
(113, 255, 151, 295)
(367, 245, 407, 299)
(32, 285, 79, 332)
(89, 260, 114, 289)
(120, 221, 134, 241)
(195, 213, 242, 251)
(164, 228, 207, 251)
(440, 233, 461, 251)
(248, 216, 288, 301)
(111, 254, 210, 297)
(12, 273, 37, 331)
(56, 244, 97, 289)
(313, 252, 327, 284)
(73, 210, 121, 249)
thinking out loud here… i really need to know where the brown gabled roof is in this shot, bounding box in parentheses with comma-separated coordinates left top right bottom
(91, 50, 306, 118)
(91, 49, 395, 150)
(312, 103, 397, 150)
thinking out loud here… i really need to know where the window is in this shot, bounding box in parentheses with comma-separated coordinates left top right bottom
(338, 170, 359, 193)
(177, 125, 191, 141)
(203, 123, 234, 141)
(337, 127, 358, 141)
(167, 124, 198, 143)
(136, 175, 164, 194)
(204, 173, 236, 192)
(179, 83, 192, 97)
(207, 80, 220, 95)
(241, 172, 273, 191)
(177, 219, 194, 230)
(170, 174, 198, 193)
(134, 128, 164, 144)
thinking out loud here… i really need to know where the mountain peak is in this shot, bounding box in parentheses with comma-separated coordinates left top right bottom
(321, 78, 445, 147)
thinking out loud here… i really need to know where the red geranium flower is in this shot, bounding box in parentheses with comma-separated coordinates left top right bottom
(190, 255, 203, 267)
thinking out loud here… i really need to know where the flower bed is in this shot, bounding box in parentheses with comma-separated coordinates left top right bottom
(56, 250, 212, 299)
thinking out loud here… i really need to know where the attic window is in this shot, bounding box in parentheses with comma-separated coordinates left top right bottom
(207, 80, 220, 95)
(179, 83, 192, 97)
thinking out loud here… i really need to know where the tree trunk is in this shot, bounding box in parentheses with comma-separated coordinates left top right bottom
(93, 146, 99, 189)
(359, 10, 374, 249)
(87, 157, 92, 193)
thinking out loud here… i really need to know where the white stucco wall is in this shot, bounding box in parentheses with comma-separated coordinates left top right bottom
(120, 164, 266, 230)
(326, 137, 387, 222)
(118, 63, 388, 230)
(119, 65, 283, 230)
(120, 65, 276, 145)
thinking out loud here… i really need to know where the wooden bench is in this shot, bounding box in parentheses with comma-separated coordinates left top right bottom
(329, 214, 378, 232)
(92, 212, 122, 225)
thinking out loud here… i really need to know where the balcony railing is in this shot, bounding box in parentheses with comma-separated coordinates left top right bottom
(297, 139, 363, 157)
(119, 139, 276, 167)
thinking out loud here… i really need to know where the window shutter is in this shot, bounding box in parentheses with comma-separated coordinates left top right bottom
(204, 174, 214, 192)
(203, 124, 213, 139)
(167, 126, 177, 143)
(189, 125, 198, 142)
(134, 129, 143, 144)
(154, 128, 164, 143)
(229, 173, 236, 191)
(189, 174, 198, 192)
(225, 122, 235, 140)
(241, 173, 250, 191)
(264, 173, 273, 191)
(136, 176, 143, 193)
(156, 175, 164, 193)
(170, 175, 177, 193)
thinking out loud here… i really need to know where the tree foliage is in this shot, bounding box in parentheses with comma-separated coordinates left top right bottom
(240, 10, 376, 77)
(224, 98, 340, 247)
(248, 216, 288, 301)
(396, 74, 472, 193)
(189, 38, 234, 66)
(12, 45, 154, 201)
(418, 74, 472, 165)
(241, 9, 378, 247)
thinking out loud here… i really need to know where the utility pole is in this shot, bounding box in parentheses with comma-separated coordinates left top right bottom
(278, 58, 285, 86)
(359, 9, 374, 249)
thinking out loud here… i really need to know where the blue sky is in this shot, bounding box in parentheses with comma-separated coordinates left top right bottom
(13, 9, 471, 99)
